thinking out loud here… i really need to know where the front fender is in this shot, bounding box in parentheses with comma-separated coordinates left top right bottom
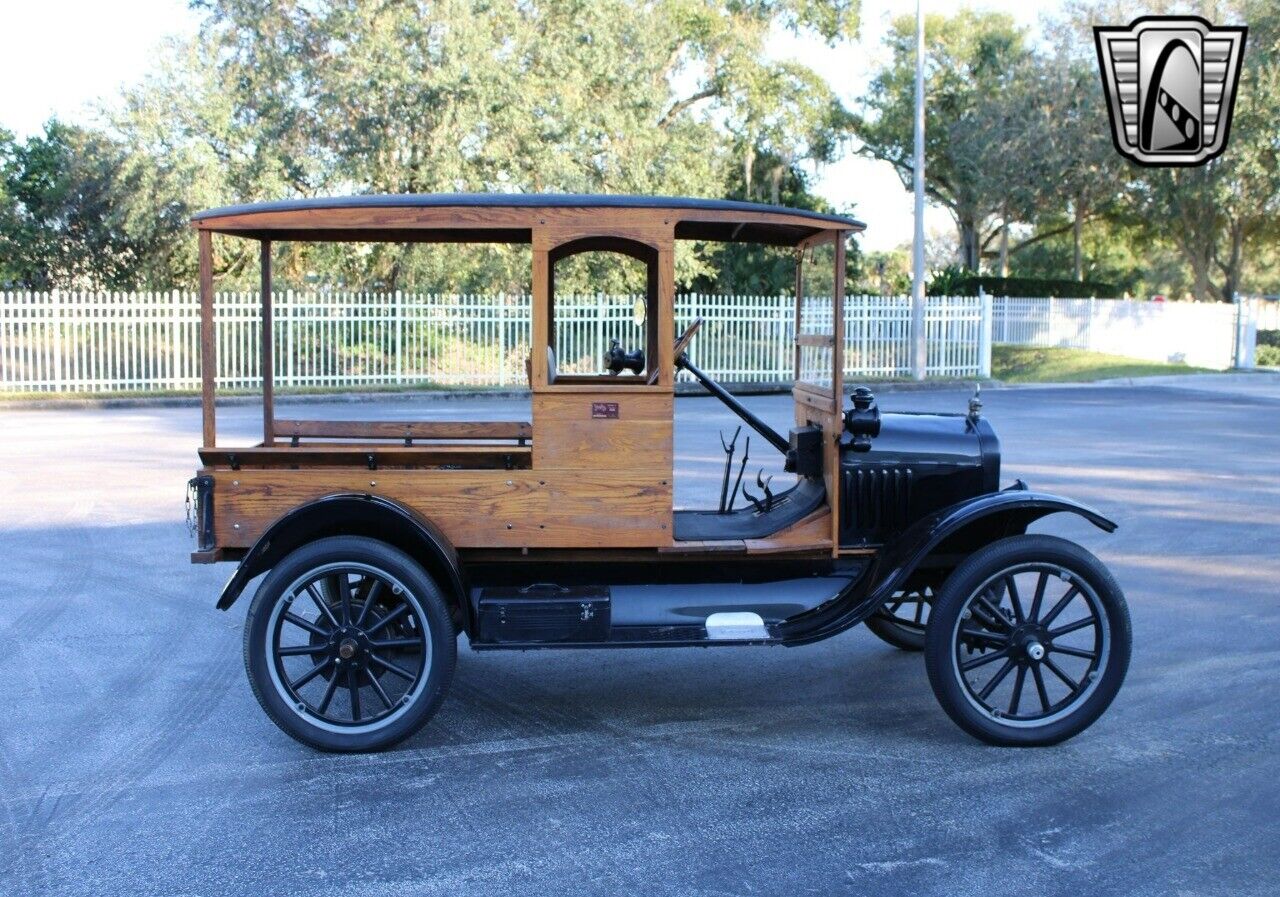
(778, 488, 1116, 645)
(214, 493, 469, 632)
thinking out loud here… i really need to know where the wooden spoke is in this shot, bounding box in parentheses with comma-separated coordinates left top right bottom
(283, 612, 329, 638)
(365, 669, 394, 711)
(961, 648, 1009, 672)
(305, 584, 340, 628)
(1039, 585, 1080, 629)
(1031, 664, 1051, 712)
(288, 657, 331, 691)
(1008, 665, 1027, 716)
(978, 658, 1016, 701)
(369, 653, 417, 681)
(1049, 617, 1097, 638)
(1006, 575, 1024, 624)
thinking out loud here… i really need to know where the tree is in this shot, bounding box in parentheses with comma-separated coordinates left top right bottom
(971, 50, 1125, 281)
(116, 0, 859, 290)
(855, 10, 1035, 271)
(0, 129, 16, 285)
(0, 121, 151, 290)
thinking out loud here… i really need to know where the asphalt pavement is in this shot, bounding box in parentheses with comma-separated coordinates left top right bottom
(0, 380, 1277, 896)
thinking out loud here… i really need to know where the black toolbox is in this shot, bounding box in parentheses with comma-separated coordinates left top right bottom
(477, 585, 611, 645)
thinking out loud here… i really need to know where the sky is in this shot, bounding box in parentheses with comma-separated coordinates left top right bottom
(0, 0, 1069, 252)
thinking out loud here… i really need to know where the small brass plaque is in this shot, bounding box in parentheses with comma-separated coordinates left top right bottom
(591, 402, 619, 419)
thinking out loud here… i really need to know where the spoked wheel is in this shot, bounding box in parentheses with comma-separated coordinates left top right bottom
(865, 587, 934, 651)
(244, 536, 456, 752)
(925, 534, 1130, 746)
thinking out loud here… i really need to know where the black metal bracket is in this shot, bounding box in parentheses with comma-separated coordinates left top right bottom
(717, 426, 741, 513)
(678, 354, 789, 456)
(186, 475, 216, 551)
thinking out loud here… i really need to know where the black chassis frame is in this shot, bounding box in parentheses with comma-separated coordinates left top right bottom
(213, 485, 1116, 649)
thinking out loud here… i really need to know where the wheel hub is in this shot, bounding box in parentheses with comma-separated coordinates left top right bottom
(1010, 623, 1051, 663)
(338, 638, 358, 660)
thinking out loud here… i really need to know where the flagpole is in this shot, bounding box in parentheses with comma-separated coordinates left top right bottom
(911, 0, 927, 381)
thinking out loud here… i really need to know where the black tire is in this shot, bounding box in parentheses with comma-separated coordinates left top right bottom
(865, 588, 933, 651)
(243, 536, 456, 752)
(924, 534, 1130, 747)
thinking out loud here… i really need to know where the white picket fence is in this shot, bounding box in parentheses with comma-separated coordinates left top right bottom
(0, 291, 992, 393)
(991, 296, 1249, 370)
(1250, 297, 1280, 332)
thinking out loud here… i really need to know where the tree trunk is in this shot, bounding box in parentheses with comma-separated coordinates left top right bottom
(769, 164, 784, 206)
(998, 212, 1009, 278)
(1188, 248, 1214, 302)
(959, 217, 980, 272)
(1220, 221, 1244, 302)
(743, 145, 756, 200)
(1073, 201, 1084, 282)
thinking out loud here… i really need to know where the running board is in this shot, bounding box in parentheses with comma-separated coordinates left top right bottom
(470, 570, 862, 649)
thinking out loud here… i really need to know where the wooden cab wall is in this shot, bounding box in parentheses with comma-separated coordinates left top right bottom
(204, 220, 679, 553)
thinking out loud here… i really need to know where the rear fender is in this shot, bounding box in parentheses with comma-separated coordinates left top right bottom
(778, 488, 1116, 645)
(215, 493, 470, 634)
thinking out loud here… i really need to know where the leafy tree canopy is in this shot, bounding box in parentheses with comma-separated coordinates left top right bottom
(0, 121, 165, 290)
(111, 0, 859, 292)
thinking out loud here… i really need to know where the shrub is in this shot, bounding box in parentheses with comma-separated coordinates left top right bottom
(928, 274, 1117, 298)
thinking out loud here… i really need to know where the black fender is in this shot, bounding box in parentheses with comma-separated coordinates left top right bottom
(215, 493, 471, 634)
(778, 487, 1117, 645)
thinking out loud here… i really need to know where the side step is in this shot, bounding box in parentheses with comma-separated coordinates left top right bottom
(471, 571, 861, 649)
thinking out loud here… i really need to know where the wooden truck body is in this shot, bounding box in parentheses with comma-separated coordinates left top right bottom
(188, 194, 1130, 752)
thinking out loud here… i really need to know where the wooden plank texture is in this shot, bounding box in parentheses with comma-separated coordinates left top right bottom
(208, 469, 672, 549)
(199, 444, 531, 469)
(532, 391, 673, 471)
(275, 419, 531, 441)
(261, 240, 274, 444)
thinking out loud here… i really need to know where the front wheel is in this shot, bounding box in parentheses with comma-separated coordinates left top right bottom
(243, 536, 456, 752)
(924, 534, 1130, 747)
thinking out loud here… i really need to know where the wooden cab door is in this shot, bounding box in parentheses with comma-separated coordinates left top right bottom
(527, 227, 676, 549)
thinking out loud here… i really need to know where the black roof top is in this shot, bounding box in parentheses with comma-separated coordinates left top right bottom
(191, 192, 864, 229)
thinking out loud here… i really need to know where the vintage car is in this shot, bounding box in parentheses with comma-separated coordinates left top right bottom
(187, 194, 1131, 752)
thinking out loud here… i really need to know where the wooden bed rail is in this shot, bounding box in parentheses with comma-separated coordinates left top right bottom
(274, 419, 532, 442)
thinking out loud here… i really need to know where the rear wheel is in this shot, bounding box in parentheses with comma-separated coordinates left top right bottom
(243, 536, 456, 752)
(924, 535, 1130, 746)
(865, 587, 934, 651)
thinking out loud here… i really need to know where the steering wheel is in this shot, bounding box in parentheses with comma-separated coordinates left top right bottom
(649, 316, 704, 384)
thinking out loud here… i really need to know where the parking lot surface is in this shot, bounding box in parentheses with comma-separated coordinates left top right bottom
(1, 382, 1277, 896)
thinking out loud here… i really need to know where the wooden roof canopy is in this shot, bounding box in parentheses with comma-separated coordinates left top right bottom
(191, 193, 865, 247)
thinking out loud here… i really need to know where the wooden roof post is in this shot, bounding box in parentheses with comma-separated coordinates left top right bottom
(261, 240, 275, 445)
(531, 228, 549, 388)
(657, 239, 675, 387)
(793, 249, 805, 383)
(199, 229, 216, 447)
(833, 232, 846, 408)
(831, 231, 847, 557)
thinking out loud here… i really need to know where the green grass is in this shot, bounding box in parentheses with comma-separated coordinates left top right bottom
(992, 344, 1213, 384)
